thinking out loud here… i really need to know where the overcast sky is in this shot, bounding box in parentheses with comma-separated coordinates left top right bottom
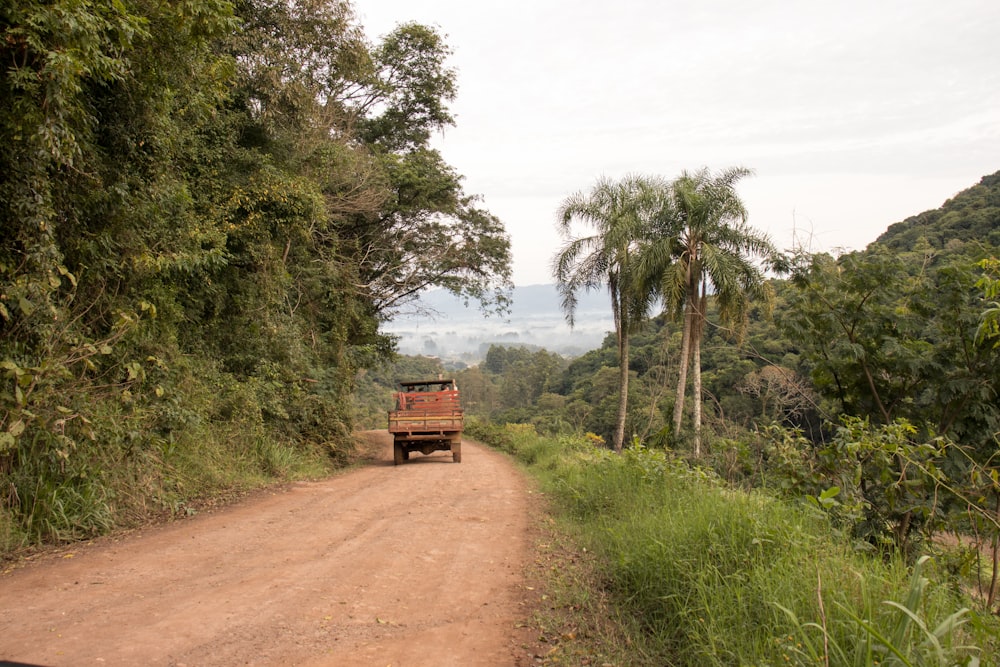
(357, 0, 1000, 286)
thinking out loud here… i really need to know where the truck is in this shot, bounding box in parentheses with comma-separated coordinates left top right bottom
(387, 378, 463, 465)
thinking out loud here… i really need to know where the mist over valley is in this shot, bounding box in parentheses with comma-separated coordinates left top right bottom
(383, 285, 614, 363)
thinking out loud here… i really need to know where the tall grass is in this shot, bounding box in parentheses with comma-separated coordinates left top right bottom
(777, 556, 979, 667)
(1, 361, 341, 555)
(468, 422, 988, 666)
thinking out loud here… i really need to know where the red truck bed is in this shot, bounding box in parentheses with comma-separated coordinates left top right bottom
(388, 389, 462, 434)
(387, 380, 463, 464)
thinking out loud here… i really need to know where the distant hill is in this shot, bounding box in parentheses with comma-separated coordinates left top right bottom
(383, 284, 614, 361)
(405, 283, 610, 320)
(875, 170, 1000, 252)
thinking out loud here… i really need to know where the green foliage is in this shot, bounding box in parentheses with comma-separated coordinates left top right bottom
(780, 249, 925, 424)
(751, 418, 951, 558)
(777, 556, 978, 667)
(639, 166, 780, 457)
(1, 0, 510, 553)
(457, 171, 1000, 646)
(552, 168, 779, 454)
(780, 247, 1000, 455)
(475, 424, 989, 666)
(878, 171, 1000, 252)
(977, 258, 1000, 346)
(776, 244, 1000, 575)
(464, 420, 547, 466)
(359, 22, 457, 151)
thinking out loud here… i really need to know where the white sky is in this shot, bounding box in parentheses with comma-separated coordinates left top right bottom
(357, 0, 1000, 286)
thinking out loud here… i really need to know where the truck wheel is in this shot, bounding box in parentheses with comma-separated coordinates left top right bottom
(452, 442, 462, 463)
(393, 442, 404, 466)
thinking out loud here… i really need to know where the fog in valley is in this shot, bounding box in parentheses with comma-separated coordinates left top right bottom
(382, 285, 614, 364)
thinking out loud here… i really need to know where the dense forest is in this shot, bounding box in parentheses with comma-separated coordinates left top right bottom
(1, 1, 511, 547)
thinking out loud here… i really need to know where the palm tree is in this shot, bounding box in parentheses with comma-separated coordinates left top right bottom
(552, 175, 665, 452)
(639, 167, 777, 456)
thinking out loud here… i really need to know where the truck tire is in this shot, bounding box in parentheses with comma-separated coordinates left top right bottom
(452, 442, 462, 463)
(393, 442, 404, 466)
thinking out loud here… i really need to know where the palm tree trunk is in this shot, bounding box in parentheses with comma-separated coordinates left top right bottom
(614, 330, 629, 453)
(672, 300, 694, 435)
(692, 290, 706, 457)
(692, 310, 703, 458)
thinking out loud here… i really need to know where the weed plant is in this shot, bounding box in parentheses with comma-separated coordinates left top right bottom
(470, 422, 988, 666)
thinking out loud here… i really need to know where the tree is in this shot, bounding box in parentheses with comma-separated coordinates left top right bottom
(779, 250, 915, 424)
(224, 8, 512, 321)
(313, 21, 514, 319)
(553, 175, 665, 452)
(978, 257, 1000, 346)
(0, 0, 515, 546)
(780, 249, 999, 435)
(639, 167, 777, 456)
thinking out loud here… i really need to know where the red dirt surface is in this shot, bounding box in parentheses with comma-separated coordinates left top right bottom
(0, 433, 544, 666)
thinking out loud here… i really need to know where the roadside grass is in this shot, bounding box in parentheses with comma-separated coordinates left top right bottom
(0, 386, 339, 557)
(467, 420, 992, 666)
(520, 514, 641, 666)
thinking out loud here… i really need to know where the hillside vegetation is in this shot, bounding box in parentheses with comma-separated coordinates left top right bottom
(878, 172, 1000, 251)
(1, 1, 510, 551)
(471, 424, 992, 666)
(363, 171, 1000, 664)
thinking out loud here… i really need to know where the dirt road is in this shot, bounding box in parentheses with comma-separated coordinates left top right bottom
(0, 433, 542, 666)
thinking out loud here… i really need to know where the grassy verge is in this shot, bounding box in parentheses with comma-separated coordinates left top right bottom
(0, 360, 350, 559)
(0, 427, 337, 559)
(467, 419, 995, 666)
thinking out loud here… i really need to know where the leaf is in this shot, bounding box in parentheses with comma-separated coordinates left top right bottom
(8, 420, 25, 437)
(0, 432, 14, 452)
(18, 296, 34, 316)
(58, 265, 78, 287)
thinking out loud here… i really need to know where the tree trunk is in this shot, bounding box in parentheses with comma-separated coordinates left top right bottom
(692, 289, 706, 457)
(693, 319, 702, 458)
(613, 330, 629, 453)
(989, 492, 1000, 611)
(672, 301, 694, 435)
